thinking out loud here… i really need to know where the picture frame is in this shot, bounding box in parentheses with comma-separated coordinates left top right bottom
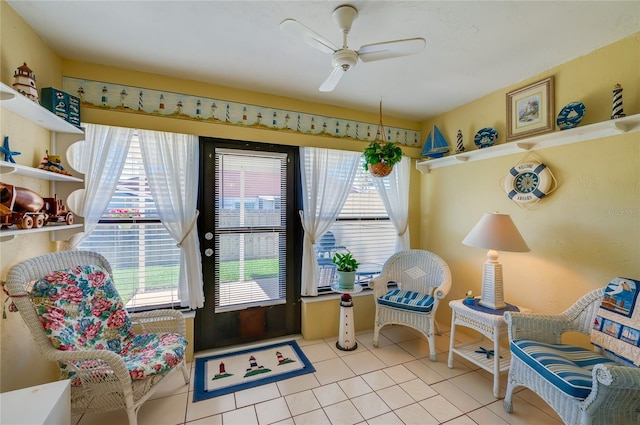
(506, 76, 554, 141)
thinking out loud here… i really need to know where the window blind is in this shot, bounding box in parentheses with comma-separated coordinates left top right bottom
(319, 156, 396, 289)
(78, 135, 181, 309)
(214, 148, 288, 312)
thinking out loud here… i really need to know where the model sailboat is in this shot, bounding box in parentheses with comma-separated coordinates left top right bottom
(420, 125, 450, 158)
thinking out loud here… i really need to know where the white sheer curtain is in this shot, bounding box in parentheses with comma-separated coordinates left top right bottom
(138, 130, 204, 309)
(299, 147, 360, 296)
(64, 124, 133, 250)
(372, 156, 411, 252)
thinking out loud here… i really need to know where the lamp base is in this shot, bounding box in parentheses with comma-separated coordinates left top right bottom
(479, 298, 507, 310)
(478, 257, 507, 310)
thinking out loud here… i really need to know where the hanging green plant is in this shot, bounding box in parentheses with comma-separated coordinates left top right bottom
(363, 141, 403, 177)
(363, 101, 403, 177)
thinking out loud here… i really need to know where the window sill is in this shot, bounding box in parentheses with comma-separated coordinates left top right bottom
(301, 287, 372, 304)
(181, 310, 196, 319)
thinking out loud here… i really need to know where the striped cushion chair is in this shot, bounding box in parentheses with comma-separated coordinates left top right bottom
(369, 250, 452, 361)
(503, 282, 640, 425)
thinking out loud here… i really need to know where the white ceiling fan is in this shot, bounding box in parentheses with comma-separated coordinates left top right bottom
(280, 4, 426, 92)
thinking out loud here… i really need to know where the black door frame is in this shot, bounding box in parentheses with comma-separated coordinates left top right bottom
(195, 137, 302, 351)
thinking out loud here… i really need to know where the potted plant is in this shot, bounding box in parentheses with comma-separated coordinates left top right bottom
(332, 250, 359, 290)
(363, 141, 403, 177)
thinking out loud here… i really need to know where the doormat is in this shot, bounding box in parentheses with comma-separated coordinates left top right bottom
(193, 340, 315, 402)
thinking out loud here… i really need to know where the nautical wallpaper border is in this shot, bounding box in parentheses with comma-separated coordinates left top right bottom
(62, 77, 421, 146)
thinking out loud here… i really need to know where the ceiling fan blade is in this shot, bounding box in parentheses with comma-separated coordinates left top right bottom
(279, 19, 338, 54)
(357, 37, 426, 62)
(319, 67, 345, 92)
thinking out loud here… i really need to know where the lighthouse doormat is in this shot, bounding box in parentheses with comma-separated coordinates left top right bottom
(193, 340, 315, 402)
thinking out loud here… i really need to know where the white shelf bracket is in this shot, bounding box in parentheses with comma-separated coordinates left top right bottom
(515, 142, 535, 151)
(0, 164, 17, 175)
(0, 90, 16, 101)
(611, 121, 629, 133)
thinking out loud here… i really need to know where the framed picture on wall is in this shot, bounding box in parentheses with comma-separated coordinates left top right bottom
(506, 76, 554, 141)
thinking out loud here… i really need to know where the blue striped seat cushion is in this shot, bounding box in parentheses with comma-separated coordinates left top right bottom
(511, 339, 616, 399)
(377, 289, 434, 313)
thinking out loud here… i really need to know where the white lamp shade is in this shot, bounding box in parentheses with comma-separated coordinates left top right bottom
(463, 212, 530, 253)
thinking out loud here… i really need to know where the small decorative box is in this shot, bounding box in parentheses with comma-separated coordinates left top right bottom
(41, 87, 81, 128)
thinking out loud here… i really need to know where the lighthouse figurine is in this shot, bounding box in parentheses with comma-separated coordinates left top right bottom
(455, 129, 465, 153)
(611, 84, 626, 120)
(12, 63, 39, 103)
(337, 294, 357, 351)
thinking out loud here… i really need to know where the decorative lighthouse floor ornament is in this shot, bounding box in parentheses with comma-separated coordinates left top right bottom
(611, 84, 626, 119)
(337, 293, 357, 351)
(12, 63, 39, 103)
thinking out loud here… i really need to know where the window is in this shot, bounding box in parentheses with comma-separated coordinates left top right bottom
(77, 134, 181, 310)
(317, 156, 396, 290)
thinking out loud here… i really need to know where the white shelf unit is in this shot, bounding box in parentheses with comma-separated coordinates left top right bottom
(416, 114, 640, 173)
(1, 82, 84, 242)
(0, 160, 83, 182)
(450, 338, 512, 375)
(0, 223, 83, 238)
(0, 82, 83, 134)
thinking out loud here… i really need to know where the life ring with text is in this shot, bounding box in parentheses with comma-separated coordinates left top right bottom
(504, 162, 552, 205)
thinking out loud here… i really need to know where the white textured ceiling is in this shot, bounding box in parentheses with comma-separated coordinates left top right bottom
(7, 1, 639, 121)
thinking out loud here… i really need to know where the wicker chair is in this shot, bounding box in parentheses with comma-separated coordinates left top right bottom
(4, 251, 190, 425)
(369, 250, 452, 361)
(504, 287, 640, 425)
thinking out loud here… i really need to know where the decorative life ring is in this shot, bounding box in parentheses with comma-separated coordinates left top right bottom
(504, 162, 552, 205)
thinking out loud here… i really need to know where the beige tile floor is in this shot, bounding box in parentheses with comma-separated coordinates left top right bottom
(73, 325, 563, 425)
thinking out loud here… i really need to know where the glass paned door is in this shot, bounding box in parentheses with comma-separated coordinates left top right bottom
(196, 139, 301, 350)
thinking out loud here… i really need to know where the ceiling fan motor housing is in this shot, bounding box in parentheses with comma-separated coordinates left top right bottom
(332, 49, 358, 71)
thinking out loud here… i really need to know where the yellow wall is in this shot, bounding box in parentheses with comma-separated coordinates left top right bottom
(0, 1, 65, 392)
(302, 293, 375, 341)
(420, 33, 640, 339)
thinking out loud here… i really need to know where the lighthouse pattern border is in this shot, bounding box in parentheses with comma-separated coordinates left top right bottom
(63, 77, 421, 146)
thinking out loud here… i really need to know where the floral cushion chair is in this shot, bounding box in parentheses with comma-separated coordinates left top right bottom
(5, 251, 189, 425)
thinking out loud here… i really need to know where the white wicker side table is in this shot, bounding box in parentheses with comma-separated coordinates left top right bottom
(447, 299, 529, 398)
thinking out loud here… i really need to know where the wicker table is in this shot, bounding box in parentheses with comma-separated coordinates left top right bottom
(447, 299, 528, 398)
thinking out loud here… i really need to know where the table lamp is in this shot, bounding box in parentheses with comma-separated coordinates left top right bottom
(462, 212, 530, 309)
